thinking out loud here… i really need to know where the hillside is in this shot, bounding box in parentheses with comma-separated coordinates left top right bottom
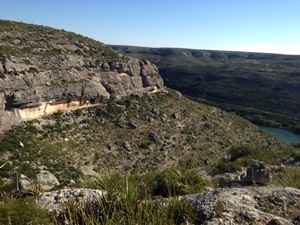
(111, 45, 300, 131)
(1, 20, 300, 225)
(0, 20, 290, 187)
(1, 89, 289, 187)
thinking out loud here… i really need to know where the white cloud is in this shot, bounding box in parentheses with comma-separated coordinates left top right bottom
(232, 44, 300, 55)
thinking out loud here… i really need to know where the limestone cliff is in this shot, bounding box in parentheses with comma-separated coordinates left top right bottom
(0, 20, 164, 130)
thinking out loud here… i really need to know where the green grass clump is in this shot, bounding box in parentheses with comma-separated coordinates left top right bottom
(56, 172, 197, 225)
(151, 168, 210, 197)
(273, 167, 300, 189)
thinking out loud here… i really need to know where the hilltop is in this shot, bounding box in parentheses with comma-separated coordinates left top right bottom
(111, 45, 300, 131)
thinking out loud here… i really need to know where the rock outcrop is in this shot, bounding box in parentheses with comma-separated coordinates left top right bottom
(0, 20, 164, 130)
(38, 188, 107, 213)
(241, 159, 272, 185)
(185, 187, 300, 225)
(39, 186, 300, 225)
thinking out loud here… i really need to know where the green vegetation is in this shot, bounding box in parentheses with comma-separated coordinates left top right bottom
(0, 196, 51, 225)
(0, 170, 201, 224)
(0, 91, 290, 191)
(0, 20, 299, 222)
(211, 145, 291, 175)
(74, 172, 198, 225)
(151, 168, 209, 197)
(273, 167, 300, 189)
(0, 121, 83, 189)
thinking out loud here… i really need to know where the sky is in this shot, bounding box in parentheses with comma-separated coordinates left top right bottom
(1, 0, 300, 55)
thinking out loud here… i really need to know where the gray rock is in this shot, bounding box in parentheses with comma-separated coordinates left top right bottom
(36, 170, 59, 190)
(149, 132, 159, 144)
(38, 188, 106, 213)
(172, 112, 181, 119)
(241, 159, 272, 185)
(151, 107, 160, 115)
(19, 174, 33, 191)
(185, 187, 299, 225)
(128, 121, 137, 129)
(123, 141, 132, 151)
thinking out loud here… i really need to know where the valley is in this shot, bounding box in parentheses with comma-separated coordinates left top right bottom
(111, 45, 300, 133)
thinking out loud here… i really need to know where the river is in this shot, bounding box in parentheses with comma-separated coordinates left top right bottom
(257, 125, 300, 144)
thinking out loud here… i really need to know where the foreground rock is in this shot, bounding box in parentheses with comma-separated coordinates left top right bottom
(38, 188, 106, 213)
(185, 187, 300, 225)
(38, 186, 300, 224)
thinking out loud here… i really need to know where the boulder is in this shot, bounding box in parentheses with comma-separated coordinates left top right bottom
(123, 141, 132, 152)
(36, 170, 59, 190)
(149, 132, 159, 144)
(128, 121, 137, 129)
(19, 174, 33, 191)
(241, 159, 272, 185)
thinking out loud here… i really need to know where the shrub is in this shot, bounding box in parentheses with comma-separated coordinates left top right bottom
(27, 66, 39, 73)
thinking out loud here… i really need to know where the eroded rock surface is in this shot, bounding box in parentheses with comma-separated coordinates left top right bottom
(185, 187, 300, 225)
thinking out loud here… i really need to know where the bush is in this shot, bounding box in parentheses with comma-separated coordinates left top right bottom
(152, 168, 209, 197)
(0, 196, 51, 225)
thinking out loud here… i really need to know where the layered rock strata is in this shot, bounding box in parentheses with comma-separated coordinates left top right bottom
(0, 21, 164, 130)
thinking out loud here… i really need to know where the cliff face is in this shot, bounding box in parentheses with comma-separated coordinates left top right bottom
(0, 20, 164, 130)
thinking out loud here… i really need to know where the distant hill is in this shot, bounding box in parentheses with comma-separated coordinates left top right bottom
(111, 45, 300, 131)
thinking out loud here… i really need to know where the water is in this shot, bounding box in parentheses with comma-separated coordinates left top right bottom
(257, 125, 300, 144)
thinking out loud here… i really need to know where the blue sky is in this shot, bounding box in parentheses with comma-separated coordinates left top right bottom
(1, 0, 300, 55)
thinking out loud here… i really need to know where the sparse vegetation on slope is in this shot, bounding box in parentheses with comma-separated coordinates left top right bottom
(0, 90, 291, 192)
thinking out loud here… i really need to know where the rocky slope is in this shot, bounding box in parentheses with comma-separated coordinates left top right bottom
(0, 20, 163, 131)
(0, 20, 293, 189)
